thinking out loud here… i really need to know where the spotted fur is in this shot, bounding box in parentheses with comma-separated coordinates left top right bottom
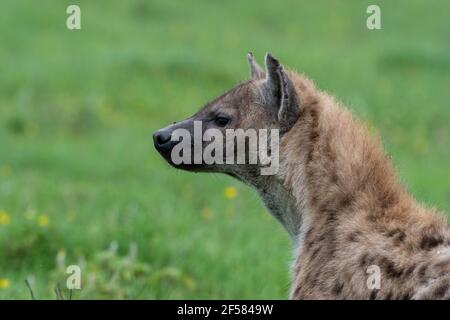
(154, 54, 450, 299)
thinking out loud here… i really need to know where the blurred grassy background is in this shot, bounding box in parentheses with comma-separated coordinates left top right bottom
(0, 0, 449, 299)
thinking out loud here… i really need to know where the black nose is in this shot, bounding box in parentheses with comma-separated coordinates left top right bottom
(153, 130, 172, 148)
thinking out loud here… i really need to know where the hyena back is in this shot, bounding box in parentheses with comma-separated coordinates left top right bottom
(153, 53, 450, 299)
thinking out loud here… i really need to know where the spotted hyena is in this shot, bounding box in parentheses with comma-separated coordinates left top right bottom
(153, 53, 450, 299)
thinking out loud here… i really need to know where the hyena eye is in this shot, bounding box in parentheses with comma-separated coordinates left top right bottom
(214, 116, 230, 127)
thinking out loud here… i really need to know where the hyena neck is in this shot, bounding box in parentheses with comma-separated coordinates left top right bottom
(280, 83, 416, 238)
(254, 175, 306, 239)
(253, 74, 420, 243)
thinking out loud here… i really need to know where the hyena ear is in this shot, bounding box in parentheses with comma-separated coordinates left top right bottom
(247, 52, 264, 79)
(264, 53, 301, 133)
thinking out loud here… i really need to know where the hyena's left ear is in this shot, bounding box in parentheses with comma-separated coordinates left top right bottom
(263, 53, 301, 133)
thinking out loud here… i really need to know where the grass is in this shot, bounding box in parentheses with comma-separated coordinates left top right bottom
(0, 0, 449, 299)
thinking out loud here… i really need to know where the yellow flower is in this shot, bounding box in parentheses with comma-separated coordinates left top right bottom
(224, 186, 237, 200)
(0, 278, 10, 289)
(0, 210, 10, 225)
(201, 207, 213, 220)
(37, 214, 50, 227)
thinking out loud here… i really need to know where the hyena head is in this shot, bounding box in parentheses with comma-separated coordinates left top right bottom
(153, 53, 301, 181)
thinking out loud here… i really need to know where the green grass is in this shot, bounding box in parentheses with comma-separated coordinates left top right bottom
(0, 0, 449, 299)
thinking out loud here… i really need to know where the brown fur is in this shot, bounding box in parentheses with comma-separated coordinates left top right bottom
(283, 71, 450, 299)
(154, 55, 450, 299)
